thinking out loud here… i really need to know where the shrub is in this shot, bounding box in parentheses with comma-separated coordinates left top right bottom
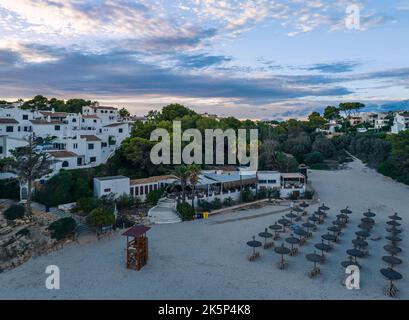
(87, 207, 115, 228)
(257, 188, 268, 200)
(198, 200, 213, 212)
(115, 215, 134, 228)
(304, 151, 324, 165)
(0, 179, 20, 200)
(76, 197, 100, 214)
(48, 217, 77, 240)
(3, 204, 25, 220)
(271, 189, 280, 200)
(146, 188, 165, 206)
(223, 197, 234, 207)
(116, 193, 135, 210)
(177, 202, 195, 221)
(212, 198, 222, 210)
(241, 188, 255, 202)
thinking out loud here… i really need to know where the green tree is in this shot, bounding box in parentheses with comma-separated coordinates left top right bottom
(119, 108, 130, 118)
(187, 164, 201, 209)
(174, 165, 190, 203)
(312, 136, 336, 158)
(308, 112, 327, 129)
(339, 102, 365, 118)
(323, 106, 340, 120)
(87, 207, 115, 228)
(9, 136, 54, 216)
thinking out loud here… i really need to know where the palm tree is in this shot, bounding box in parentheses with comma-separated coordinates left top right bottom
(174, 165, 190, 203)
(8, 135, 54, 216)
(187, 164, 201, 209)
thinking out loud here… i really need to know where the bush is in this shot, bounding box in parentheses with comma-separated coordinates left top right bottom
(87, 207, 115, 228)
(115, 215, 134, 228)
(241, 188, 255, 202)
(212, 198, 222, 210)
(48, 217, 77, 240)
(177, 202, 195, 221)
(304, 151, 324, 165)
(198, 200, 213, 212)
(116, 193, 135, 210)
(271, 189, 280, 200)
(146, 188, 165, 206)
(0, 179, 20, 200)
(76, 197, 100, 214)
(223, 197, 234, 207)
(3, 204, 25, 220)
(257, 188, 268, 200)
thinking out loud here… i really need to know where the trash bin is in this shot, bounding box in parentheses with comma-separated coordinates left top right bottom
(196, 213, 203, 219)
(203, 212, 209, 219)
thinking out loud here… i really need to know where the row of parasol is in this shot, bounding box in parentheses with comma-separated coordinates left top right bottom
(381, 212, 403, 298)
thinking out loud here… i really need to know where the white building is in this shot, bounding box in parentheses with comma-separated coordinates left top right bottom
(391, 112, 409, 134)
(93, 176, 130, 199)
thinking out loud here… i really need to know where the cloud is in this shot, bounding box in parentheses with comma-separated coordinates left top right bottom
(302, 61, 363, 73)
(176, 53, 232, 69)
(0, 47, 352, 103)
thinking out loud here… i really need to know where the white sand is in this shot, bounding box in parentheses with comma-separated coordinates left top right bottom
(0, 158, 407, 300)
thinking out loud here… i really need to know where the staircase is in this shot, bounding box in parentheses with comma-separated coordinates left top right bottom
(148, 198, 181, 224)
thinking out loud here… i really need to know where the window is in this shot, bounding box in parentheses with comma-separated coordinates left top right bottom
(0, 146, 3, 154)
(145, 185, 148, 194)
(104, 188, 111, 193)
(119, 128, 123, 133)
(73, 143, 78, 149)
(101, 142, 107, 148)
(154, 184, 158, 191)
(18, 126, 21, 132)
(72, 118, 77, 123)
(110, 111, 113, 114)
(6, 126, 13, 132)
(268, 180, 277, 184)
(130, 187, 134, 196)
(55, 125, 60, 131)
(24, 126, 29, 132)
(135, 187, 139, 196)
(258, 180, 267, 184)
(23, 115, 28, 120)
(149, 185, 153, 192)
(93, 120, 97, 123)
(77, 158, 82, 166)
(88, 143, 94, 150)
(140, 186, 143, 195)
(90, 157, 96, 163)
(62, 161, 69, 168)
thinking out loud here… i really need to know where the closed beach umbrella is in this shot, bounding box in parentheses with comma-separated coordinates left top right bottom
(384, 245, 402, 256)
(388, 212, 402, 221)
(269, 222, 283, 240)
(363, 209, 376, 218)
(382, 256, 402, 268)
(306, 251, 324, 271)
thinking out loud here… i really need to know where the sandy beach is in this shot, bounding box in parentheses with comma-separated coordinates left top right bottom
(0, 158, 407, 300)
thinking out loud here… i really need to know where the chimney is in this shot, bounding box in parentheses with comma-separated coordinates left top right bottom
(51, 108, 55, 114)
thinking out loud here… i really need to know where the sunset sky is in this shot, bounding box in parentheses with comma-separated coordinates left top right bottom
(0, 0, 408, 119)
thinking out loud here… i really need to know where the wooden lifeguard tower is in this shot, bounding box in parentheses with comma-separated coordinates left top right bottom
(122, 225, 151, 271)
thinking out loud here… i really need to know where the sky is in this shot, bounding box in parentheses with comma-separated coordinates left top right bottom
(0, 0, 408, 119)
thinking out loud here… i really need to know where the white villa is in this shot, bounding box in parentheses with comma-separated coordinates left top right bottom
(0, 102, 132, 175)
(391, 112, 409, 134)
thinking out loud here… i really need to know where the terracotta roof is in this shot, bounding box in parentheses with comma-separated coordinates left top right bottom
(281, 173, 305, 179)
(80, 135, 101, 141)
(48, 151, 78, 158)
(130, 175, 179, 185)
(0, 118, 19, 124)
(104, 122, 127, 127)
(122, 225, 151, 237)
(30, 120, 63, 125)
